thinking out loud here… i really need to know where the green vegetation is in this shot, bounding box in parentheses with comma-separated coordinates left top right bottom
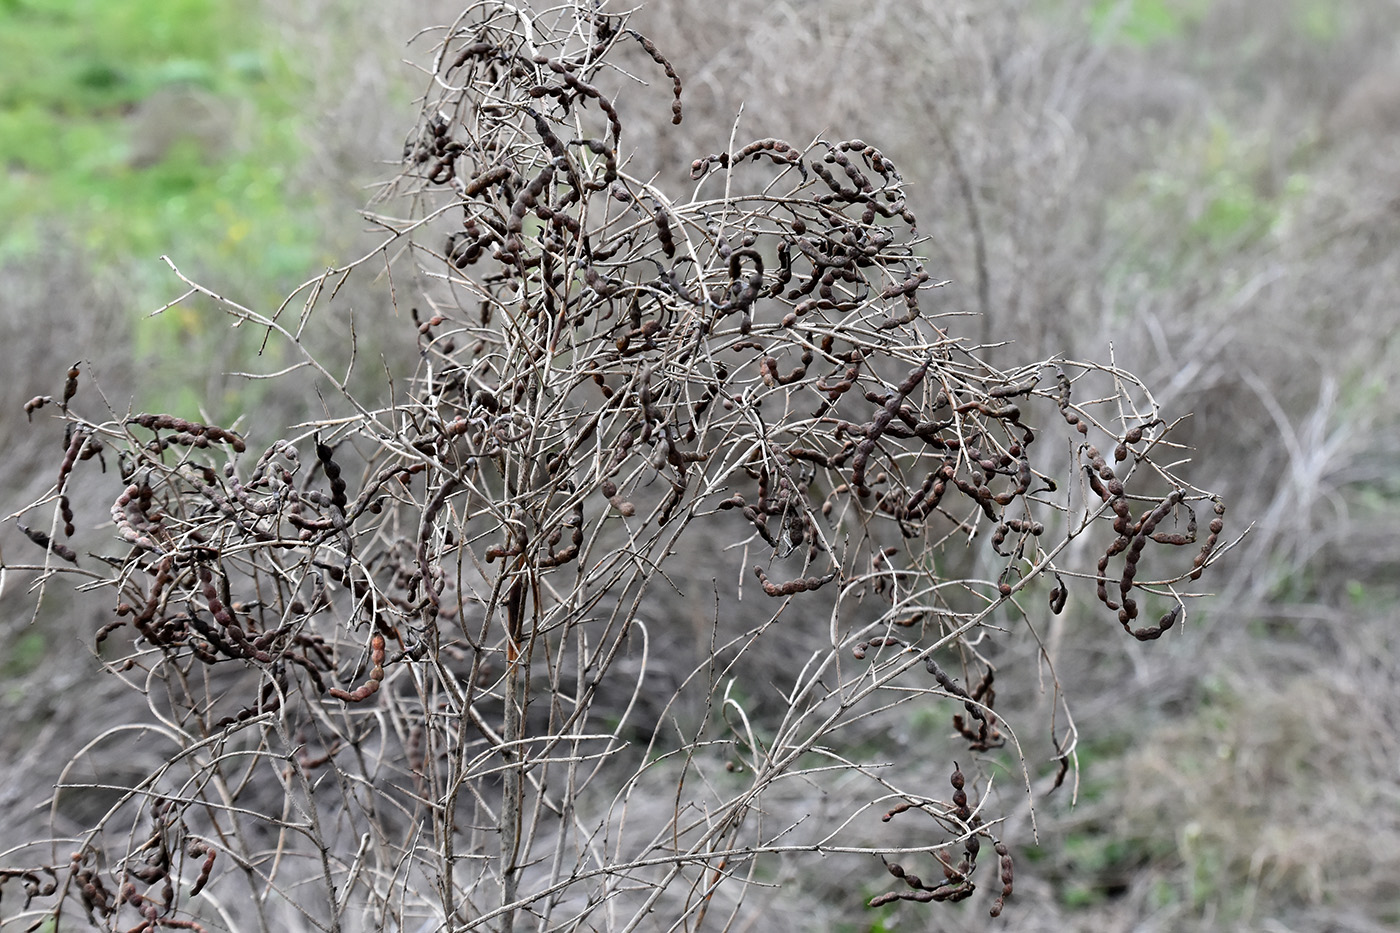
(1295, 0, 1343, 40)
(1, 629, 45, 678)
(0, 0, 324, 302)
(0, 0, 340, 417)
(1086, 0, 1212, 46)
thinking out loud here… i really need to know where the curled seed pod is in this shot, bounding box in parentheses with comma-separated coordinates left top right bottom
(882, 801, 916, 821)
(484, 542, 523, 563)
(315, 439, 348, 512)
(24, 395, 49, 420)
(851, 357, 931, 491)
(1190, 498, 1226, 580)
(950, 762, 970, 820)
(1082, 461, 1108, 501)
(1055, 366, 1088, 435)
(95, 615, 128, 645)
(989, 841, 1013, 917)
(626, 28, 682, 123)
(329, 632, 387, 702)
(816, 363, 860, 400)
(1129, 603, 1182, 641)
(62, 363, 80, 407)
(56, 428, 86, 495)
(753, 565, 837, 596)
(878, 269, 929, 301)
(1115, 490, 1183, 621)
(540, 502, 585, 568)
(741, 505, 777, 547)
(653, 206, 676, 258)
(852, 635, 906, 659)
(927, 658, 1001, 749)
(17, 523, 79, 564)
(1049, 572, 1067, 614)
(186, 841, 217, 897)
(775, 350, 812, 385)
(868, 890, 937, 907)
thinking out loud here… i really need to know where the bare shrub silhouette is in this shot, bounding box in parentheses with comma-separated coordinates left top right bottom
(2, 3, 1229, 930)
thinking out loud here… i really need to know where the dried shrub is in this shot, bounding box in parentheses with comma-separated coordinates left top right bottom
(1, 3, 1229, 930)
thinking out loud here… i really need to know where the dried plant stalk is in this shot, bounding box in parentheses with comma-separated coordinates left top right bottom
(1, 3, 1230, 930)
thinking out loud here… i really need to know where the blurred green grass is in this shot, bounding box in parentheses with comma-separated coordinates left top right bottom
(0, 0, 324, 287)
(0, 0, 344, 419)
(1085, 0, 1212, 46)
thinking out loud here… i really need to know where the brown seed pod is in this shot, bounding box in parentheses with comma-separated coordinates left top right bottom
(1048, 572, 1068, 614)
(61, 362, 80, 407)
(1151, 498, 1198, 546)
(315, 439, 348, 512)
(878, 269, 929, 301)
(653, 205, 676, 258)
(851, 357, 931, 492)
(1055, 366, 1089, 435)
(484, 542, 523, 563)
(1114, 490, 1183, 628)
(129, 413, 247, 453)
(926, 659, 1003, 750)
(990, 516, 1041, 555)
(852, 635, 906, 659)
(540, 502, 585, 568)
(186, 840, 217, 897)
(989, 841, 1013, 917)
(741, 504, 778, 547)
(1190, 497, 1226, 580)
(1128, 603, 1182, 641)
(625, 28, 682, 124)
(881, 801, 914, 821)
(55, 428, 86, 495)
(753, 565, 837, 596)
(329, 632, 387, 702)
(950, 761, 970, 821)
(16, 523, 79, 564)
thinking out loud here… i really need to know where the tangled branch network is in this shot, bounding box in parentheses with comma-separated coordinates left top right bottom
(3, 3, 1229, 930)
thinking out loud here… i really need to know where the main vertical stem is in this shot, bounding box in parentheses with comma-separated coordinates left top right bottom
(499, 566, 528, 933)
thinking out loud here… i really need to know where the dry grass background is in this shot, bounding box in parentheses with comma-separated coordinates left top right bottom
(3, 0, 1400, 930)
